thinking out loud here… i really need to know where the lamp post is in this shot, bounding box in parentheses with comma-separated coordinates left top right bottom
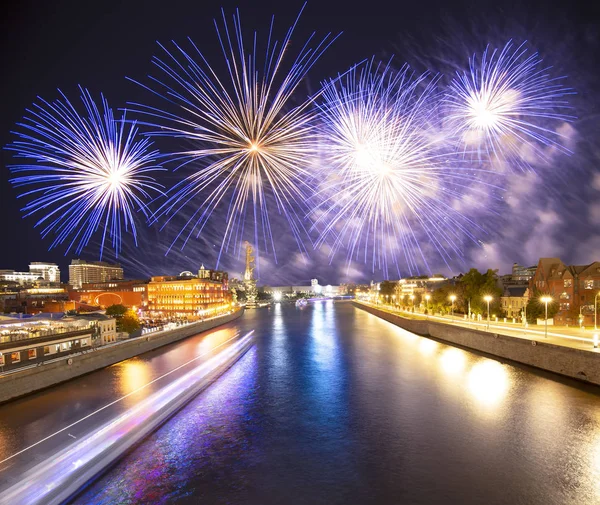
(483, 295, 493, 330)
(595, 292, 599, 331)
(410, 294, 415, 312)
(540, 295, 552, 339)
(424, 294, 431, 317)
(392, 295, 396, 309)
(449, 295, 456, 320)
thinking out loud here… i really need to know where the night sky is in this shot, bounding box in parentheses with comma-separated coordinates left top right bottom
(1, 0, 599, 284)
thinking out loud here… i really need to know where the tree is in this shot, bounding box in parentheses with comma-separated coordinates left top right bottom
(457, 268, 503, 316)
(379, 280, 397, 298)
(119, 310, 141, 334)
(105, 304, 128, 318)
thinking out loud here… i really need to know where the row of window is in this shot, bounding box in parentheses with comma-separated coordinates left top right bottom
(0, 338, 90, 366)
(148, 284, 223, 292)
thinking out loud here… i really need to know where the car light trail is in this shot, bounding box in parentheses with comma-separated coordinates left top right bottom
(0, 330, 254, 505)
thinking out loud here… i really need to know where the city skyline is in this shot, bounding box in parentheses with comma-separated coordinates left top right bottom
(1, 0, 599, 285)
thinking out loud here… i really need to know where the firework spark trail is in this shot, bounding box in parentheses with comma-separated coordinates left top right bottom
(6, 88, 164, 257)
(313, 60, 501, 278)
(128, 4, 340, 269)
(445, 40, 574, 169)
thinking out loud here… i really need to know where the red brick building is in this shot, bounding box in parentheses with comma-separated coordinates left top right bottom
(530, 257, 600, 326)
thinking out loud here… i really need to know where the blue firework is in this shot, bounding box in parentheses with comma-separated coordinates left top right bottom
(445, 40, 574, 169)
(6, 88, 164, 257)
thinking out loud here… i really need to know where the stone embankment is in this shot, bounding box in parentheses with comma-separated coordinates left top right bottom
(354, 302, 600, 386)
(0, 309, 244, 403)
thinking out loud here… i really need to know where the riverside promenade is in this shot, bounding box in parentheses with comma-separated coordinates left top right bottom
(354, 301, 600, 385)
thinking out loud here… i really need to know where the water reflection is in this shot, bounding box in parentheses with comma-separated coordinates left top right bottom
(467, 360, 510, 409)
(418, 338, 438, 356)
(117, 359, 152, 395)
(439, 347, 467, 377)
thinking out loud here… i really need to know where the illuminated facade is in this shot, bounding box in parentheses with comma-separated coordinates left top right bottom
(69, 280, 147, 309)
(147, 272, 230, 318)
(68, 259, 123, 289)
(0, 262, 60, 286)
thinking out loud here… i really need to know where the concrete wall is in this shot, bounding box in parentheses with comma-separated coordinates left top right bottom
(0, 309, 244, 404)
(354, 302, 600, 386)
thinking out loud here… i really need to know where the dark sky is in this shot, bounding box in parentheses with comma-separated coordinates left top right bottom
(1, 0, 599, 284)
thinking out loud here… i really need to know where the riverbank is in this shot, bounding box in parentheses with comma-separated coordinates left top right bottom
(354, 301, 600, 386)
(0, 308, 244, 403)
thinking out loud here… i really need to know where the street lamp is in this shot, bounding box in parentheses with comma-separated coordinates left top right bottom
(424, 294, 431, 317)
(392, 294, 396, 308)
(595, 292, 599, 331)
(410, 294, 415, 312)
(540, 295, 552, 339)
(483, 295, 493, 330)
(449, 295, 457, 320)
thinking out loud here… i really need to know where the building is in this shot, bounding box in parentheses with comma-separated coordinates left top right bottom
(261, 279, 344, 298)
(501, 286, 529, 319)
(0, 262, 60, 286)
(68, 259, 124, 289)
(69, 279, 148, 309)
(530, 257, 600, 326)
(147, 268, 231, 318)
(29, 262, 61, 283)
(0, 313, 116, 371)
(512, 263, 537, 282)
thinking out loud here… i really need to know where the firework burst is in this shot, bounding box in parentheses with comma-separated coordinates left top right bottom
(130, 5, 339, 266)
(6, 88, 164, 257)
(312, 60, 497, 277)
(445, 40, 574, 169)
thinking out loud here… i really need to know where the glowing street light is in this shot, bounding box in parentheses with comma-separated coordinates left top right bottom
(273, 291, 283, 302)
(540, 295, 553, 339)
(449, 294, 457, 320)
(483, 295, 493, 330)
(424, 293, 431, 317)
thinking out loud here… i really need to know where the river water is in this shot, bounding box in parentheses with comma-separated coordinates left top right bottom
(72, 301, 600, 504)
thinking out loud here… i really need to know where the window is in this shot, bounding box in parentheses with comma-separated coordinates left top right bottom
(564, 279, 572, 288)
(559, 303, 570, 311)
(28, 348, 37, 360)
(584, 280, 593, 290)
(560, 292, 569, 300)
(11, 351, 21, 363)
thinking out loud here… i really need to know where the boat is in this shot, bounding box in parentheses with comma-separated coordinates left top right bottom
(295, 298, 308, 308)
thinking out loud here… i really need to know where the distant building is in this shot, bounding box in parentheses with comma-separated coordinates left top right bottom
(261, 279, 344, 298)
(69, 279, 148, 309)
(530, 257, 600, 326)
(69, 259, 123, 289)
(512, 263, 537, 282)
(29, 262, 61, 283)
(0, 262, 60, 286)
(501, 286, 529, 319)
(147, 268, 230, 318)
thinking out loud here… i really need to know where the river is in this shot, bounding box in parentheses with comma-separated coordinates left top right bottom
(63, 301, 600, 504)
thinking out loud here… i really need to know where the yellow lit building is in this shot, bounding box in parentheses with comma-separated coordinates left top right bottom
(147, 272, 231, 319)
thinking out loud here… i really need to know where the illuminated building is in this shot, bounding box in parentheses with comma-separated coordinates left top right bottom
(68, 259, 123, 289)
(530, 257, 600, 326)
(69, 280, 148, 309)
(147, 269, 230, 318)
(0, 262, 60, 286)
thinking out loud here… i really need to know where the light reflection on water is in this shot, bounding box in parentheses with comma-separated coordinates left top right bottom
(73, 302, 600, 505)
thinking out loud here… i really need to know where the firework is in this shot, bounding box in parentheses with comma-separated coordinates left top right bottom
(129, 6, 339, 265)
(313, 60, 495, 277)
(6, 88, 164, 257)
(445, 40, 574, 169)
